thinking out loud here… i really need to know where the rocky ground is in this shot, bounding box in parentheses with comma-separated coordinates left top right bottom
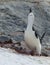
(0, 0, 50, 56)
(0, 35, 49, 56)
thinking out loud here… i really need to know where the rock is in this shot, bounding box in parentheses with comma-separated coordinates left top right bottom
(0, 36, 12, 42)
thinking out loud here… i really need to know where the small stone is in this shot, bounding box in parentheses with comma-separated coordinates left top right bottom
(16, 42, 21, 46)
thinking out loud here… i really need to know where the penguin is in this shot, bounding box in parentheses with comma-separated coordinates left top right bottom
(24, 8, 41, 55)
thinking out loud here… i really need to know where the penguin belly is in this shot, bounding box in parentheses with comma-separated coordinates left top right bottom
(24, 31, 41, 55)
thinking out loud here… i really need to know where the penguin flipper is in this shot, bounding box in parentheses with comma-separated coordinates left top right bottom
(35, 31, 38, 38)
(40, 31, 46, 43)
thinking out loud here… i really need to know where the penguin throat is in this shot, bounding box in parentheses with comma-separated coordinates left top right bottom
(27, 21, 33, 30)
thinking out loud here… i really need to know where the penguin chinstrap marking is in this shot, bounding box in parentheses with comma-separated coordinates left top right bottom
(24, 9, 41, 55)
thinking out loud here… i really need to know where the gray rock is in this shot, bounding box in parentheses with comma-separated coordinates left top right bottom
(0, 35, 11, 42)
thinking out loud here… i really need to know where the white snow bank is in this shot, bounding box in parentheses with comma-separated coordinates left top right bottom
(0, 47, 50, 65)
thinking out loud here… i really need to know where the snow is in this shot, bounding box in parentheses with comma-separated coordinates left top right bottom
(0, 47, 50, 65)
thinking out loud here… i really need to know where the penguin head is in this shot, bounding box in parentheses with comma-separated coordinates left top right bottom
(28, 8, 34, 21)
(29, 8, 32, 13)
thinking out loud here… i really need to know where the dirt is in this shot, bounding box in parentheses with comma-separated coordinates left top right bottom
(0, 39, 49, 56)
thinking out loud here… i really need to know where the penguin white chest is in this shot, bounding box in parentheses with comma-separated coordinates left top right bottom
(24, 30, 36, 49)
(24, 30, 41, 55)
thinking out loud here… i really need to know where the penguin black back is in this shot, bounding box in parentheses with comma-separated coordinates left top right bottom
(32, 27, 38, 38)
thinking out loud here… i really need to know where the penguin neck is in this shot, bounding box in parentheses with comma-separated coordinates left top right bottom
(27, 15, 34, 31)
(27, 21, 33, 31)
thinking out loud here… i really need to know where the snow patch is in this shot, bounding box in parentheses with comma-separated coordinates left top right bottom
(0, 47, 50, 65)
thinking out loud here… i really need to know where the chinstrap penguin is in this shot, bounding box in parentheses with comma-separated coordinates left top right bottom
(24, 8, 43, 55)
